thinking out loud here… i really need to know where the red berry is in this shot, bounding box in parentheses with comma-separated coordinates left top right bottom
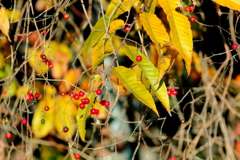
(42, 31, 48, 34)
(79, 91, 85, 97)
(34, 93, 40, 98)
(46, 61, 51, 66)
(79, 103, 85, 109)
(49, 64, 54, 68)
(167, 90, 172, 96)
(44, 106, 50, 111)
(73, 94, 80, 100)
(104, 101, 110, 107)
(124, 26, 130, 32)
(63, 126, 69, 132)
(145, 127, 149, 130)
(84, 98, 90, 104)
(169, 156, 176, 160)
(90, 109, 97, 114)
(27, 91, 33, 96)
(26, 95, 34, 101)
(61, 92, 65, 96)
(172, 90, 178, 95)
(14, 122, 18, 126)
(232, 44, 239, 50)
(81, 98, 86, 104)
(96, 89, 102, 95)
(2, 90, 6, 94)
(21, 119, 27, 125)
(189, 6, 195, 11)
(169, 88, 175, 94)
(74, 154, 81, 159)
(95, 109, 99, 115)
(69, 92, 74, 97)
(189, 17, 196, 22)
(6, 133, 12, 139)
(136, 55, 142, 61)
(42, 59, 47, 63)
(100, 100, 105, 105)
(40, 54, 46, 59)
(184, 7, 190, 12)
(64, 14, 70, 19)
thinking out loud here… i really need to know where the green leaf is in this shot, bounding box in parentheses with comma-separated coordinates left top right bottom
(123, 45, 171, 114)
(112, 66, 158, 116)
(76, 92, 95, 142)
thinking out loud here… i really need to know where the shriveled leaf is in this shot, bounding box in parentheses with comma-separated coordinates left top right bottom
(139, 12, 169, 45)
(32, 98, 55, 138)
(156, 55, 171, 84)
(0, 53, 3, 68)
(54, 96, 78, 138)
(112, 66, 158, 116)
(123, 45, 171, 113)
(76, 92, 95, 142)
(159, 0, 193, 75)
(0, 7, 11, 42)
(212, 0, 240, 11)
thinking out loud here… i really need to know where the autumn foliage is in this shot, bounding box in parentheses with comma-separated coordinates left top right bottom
(1, 0, 240, 159)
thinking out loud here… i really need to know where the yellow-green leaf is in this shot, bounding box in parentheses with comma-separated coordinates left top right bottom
(159, 0, 193, 75)
(123, 45, 171, 113)
(82, 0, 138, 57)
(54, 96, 77, 138)
(112, 66, 158, 116)
(109, 19, 124, 33)
(156, 55, 171, 84)
(76, 92, 95, 142)
(146, 0, 157, 13)
(212, 0, 240, 11)
(32, 98, 55, 138)
(139, 12, 169, 45)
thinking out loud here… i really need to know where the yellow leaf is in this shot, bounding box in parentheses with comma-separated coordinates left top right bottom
(159, 0, 193, 75)
(212, 0, 240, 11)
(192, 51, 202, 74)
(28, 48, 49, 74)
(0, 7, 11, 42)
(109, 19, 124, 32)
(54, 96, 77, 138)
(92, 102, 107, 119)
(156, 55, 171, 83)
(76, 92, 95, 142)
(0, 53, 4, 68)
(139, 12, 169, 45)
(146, 0, 157, 13)
(32, 98, 55, 138)
(1, 80, 18, 98)
(5, 9, 21, 22)
(112, 66, 159, 116)
(123, 45, 171, 114)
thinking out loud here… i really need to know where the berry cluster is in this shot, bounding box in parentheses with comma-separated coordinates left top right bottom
(167, 88, 178, 96)
(99, 100, 110, 107)
(184, 6, 195, 12)
(26, 91, 41, 101)
(40, 54, 53, 68)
